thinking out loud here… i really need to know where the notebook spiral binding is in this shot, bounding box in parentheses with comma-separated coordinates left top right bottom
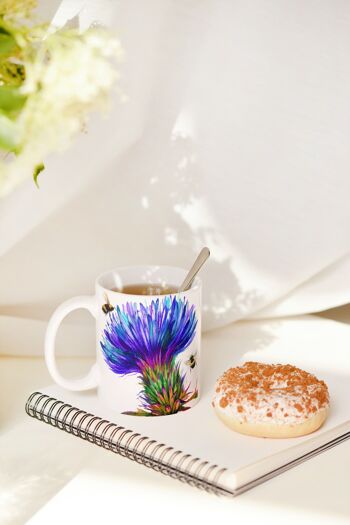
(25, 392, 232, 496)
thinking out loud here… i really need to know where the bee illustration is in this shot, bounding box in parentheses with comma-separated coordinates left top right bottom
(102, 293, 114, 314)
(185, 353, 197, 369)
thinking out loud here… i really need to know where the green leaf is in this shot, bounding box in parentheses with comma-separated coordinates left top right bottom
(0, 112, 18, 150)
(0, 87, 27, 113)
(0, 27, 16, 56)
(33, 163, 45, 188)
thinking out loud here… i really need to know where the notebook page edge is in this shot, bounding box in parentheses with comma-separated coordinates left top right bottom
(234, 419, 350, 487)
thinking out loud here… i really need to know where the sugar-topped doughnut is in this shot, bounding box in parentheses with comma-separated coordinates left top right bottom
(212, 362, 329, 438)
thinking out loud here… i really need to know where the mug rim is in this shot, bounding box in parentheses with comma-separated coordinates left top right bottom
(95, 265, 201, 298)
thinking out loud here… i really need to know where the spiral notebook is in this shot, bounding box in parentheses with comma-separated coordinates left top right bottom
(25, 317, 350, 496)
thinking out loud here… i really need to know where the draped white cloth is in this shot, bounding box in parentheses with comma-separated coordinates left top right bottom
(1, 0, 350, 355)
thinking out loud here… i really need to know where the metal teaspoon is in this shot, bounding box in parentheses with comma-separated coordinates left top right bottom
(178, 247, 210, 292)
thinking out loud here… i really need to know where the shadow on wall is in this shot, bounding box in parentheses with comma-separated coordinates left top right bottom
(81, 114, 264, 331)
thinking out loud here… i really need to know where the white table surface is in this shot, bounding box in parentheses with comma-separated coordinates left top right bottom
(1, 319, 350, 525)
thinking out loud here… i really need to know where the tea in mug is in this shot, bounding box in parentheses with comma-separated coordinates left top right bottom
(112, 283, 178, 296)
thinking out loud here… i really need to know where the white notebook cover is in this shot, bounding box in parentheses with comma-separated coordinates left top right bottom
(26, 316, 350, 495)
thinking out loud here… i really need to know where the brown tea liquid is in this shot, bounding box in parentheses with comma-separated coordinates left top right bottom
(111, 283, 178, 296)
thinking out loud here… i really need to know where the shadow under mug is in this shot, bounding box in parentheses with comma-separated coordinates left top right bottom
(45, 266, 201, 416)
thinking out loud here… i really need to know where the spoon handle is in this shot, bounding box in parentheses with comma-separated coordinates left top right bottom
(178, 247, 210, 292)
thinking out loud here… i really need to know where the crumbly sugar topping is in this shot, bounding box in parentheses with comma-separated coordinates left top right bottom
(213, 362, 329, 425)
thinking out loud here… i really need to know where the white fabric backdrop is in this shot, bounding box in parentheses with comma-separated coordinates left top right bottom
(1, 0, 350, 355)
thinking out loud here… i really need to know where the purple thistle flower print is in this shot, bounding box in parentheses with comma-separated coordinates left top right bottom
(100, 296, 197, 415)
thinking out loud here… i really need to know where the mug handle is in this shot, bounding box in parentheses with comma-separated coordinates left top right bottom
(45, 296, 99, 391)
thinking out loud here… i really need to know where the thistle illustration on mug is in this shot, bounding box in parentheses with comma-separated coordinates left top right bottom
(101, 296, 198, 416)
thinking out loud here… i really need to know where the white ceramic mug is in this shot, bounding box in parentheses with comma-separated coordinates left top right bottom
(45, 266, 201, 416)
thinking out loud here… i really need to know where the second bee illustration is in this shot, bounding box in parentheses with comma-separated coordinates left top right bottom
(185, 353, 197, 369)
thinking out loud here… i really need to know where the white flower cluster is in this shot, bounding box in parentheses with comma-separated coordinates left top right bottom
(0, 27, 122, 195)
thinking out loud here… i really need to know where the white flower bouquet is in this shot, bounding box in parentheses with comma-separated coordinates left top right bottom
(0, 0, 121, 195)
